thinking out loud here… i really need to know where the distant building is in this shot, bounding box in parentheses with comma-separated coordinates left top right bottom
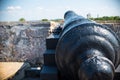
(97, 14, 99, 18)
(87, 13, 91, 19)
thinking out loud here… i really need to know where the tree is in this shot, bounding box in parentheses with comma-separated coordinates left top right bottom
(89, 16, 120, 21)
(19, 18, 25, 22)
(41, 19, 48, 22)
(114, 16, 120, 20)
(103, 16, 109, 20)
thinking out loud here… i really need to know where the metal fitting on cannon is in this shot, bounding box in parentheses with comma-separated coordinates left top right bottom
(55, 11, 120, 80)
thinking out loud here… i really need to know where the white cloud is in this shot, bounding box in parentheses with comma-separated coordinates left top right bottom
(36, 6, 43, 10)
(7, 6, 21, 11)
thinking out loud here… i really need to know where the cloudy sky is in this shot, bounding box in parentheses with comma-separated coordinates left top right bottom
(0, 0, 120, 21)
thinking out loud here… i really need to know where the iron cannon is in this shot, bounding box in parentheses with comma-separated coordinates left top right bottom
(55, 11, 120, 80)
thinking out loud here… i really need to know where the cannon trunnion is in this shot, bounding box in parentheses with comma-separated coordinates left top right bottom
(55, 11, 120, 80)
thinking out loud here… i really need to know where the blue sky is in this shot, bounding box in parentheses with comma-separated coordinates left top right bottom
(0, 0, 120, 21)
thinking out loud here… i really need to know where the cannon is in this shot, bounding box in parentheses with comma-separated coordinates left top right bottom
(55, 11, 120, 80)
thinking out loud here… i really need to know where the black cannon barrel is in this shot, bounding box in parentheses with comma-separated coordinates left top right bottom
(55, 11, 120, 80)
(61, 11, 94, 37)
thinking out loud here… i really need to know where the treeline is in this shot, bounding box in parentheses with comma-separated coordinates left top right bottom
(90, 16, 120, 21)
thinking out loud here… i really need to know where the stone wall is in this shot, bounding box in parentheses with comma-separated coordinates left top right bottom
(0, 22, 119, 65)
(0, 25, 49, 65)
(103, 24, 120, 38)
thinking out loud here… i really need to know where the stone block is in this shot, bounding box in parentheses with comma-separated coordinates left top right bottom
(40, 66, 59, 80)
(114, 65, 120, 80)
(46, 34, 59, 49)
(25, 67, 41, 78)
(44, 49, 56, 66)
(114, 72, 120, 80)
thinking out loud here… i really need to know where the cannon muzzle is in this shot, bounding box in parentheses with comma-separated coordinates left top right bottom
(55, 11, 120, 80)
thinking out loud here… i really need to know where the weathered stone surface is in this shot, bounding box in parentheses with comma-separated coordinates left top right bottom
(0, 26, 10, 61)
(0, 25, 49, 65)
(104, 24, 120, 38)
